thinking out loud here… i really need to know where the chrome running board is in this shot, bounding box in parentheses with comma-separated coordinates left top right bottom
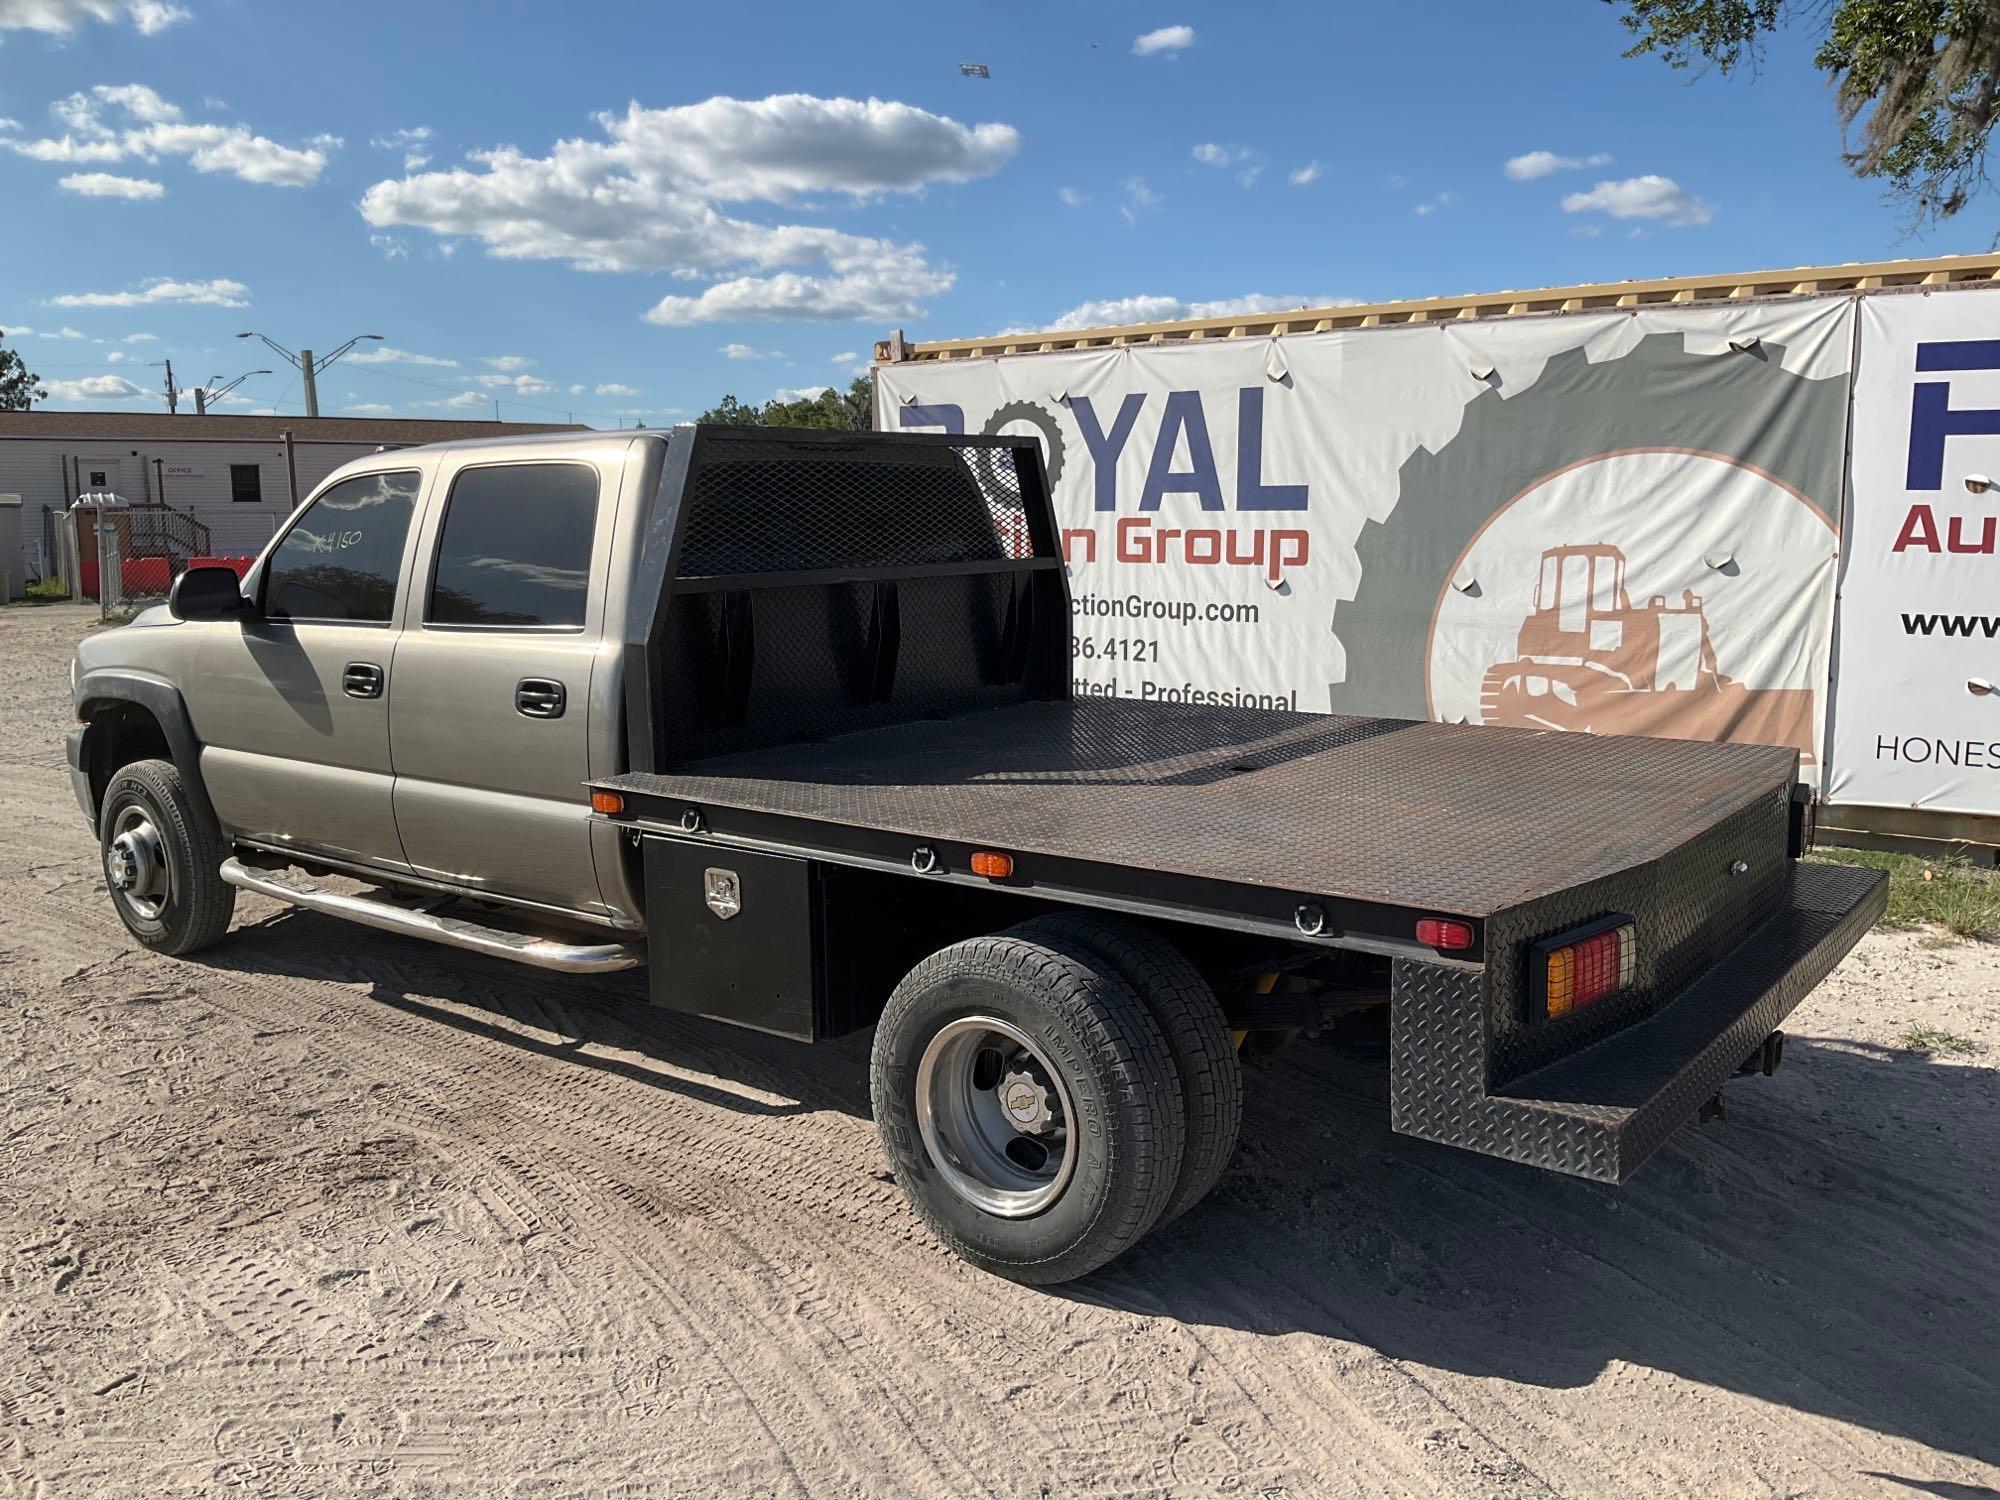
(219, 858, 645, 974)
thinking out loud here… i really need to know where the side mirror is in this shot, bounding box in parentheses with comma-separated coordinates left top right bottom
(169, 564, 253, 622)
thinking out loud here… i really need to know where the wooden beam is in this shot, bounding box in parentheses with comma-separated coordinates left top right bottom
(876, 252, 2000, 363)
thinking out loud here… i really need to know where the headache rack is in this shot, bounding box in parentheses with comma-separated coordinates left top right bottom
(622, 426, 1072, 774)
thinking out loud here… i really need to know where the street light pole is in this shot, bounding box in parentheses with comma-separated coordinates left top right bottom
(194, 368, 272, 416)
(237, 332, 384, 418)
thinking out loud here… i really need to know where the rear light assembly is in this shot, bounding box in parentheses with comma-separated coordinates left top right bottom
(1530, 915, 1637, 1022)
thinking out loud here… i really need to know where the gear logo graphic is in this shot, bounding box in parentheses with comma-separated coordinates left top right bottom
(1329, 332, 1847, 760)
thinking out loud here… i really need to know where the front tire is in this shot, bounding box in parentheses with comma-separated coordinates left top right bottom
(871, 934, 1186, 1284)
(99, 758, 235, 955)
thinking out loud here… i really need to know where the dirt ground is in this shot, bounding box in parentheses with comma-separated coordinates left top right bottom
(3, 603, 1997, 1500)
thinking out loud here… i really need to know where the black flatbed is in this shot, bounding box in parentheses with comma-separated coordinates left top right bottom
(597, 699, 1796, 920)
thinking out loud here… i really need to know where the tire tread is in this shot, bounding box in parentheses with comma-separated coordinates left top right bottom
(1010, 913, 1242, 1221)
(104, 757, 235, 956)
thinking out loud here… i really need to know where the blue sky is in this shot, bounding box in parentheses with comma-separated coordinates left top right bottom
(0, 0, 1984, 426)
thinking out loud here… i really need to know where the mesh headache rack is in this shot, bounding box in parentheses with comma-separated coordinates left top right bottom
(627, 426, 1072, 773)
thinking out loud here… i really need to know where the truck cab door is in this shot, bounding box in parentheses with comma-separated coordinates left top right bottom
(387, 458, 615, 918)
(186, 468, 426, 870)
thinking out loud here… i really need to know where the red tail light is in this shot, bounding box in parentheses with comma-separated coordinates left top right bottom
(1530, 916, 1637, 1021)
(1416, 917, 1474, 951)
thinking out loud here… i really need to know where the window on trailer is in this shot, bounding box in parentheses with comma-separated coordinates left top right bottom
(230, 464, 262, 504)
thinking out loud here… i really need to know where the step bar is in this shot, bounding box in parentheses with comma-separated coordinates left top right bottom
(219, 858, 646, 974)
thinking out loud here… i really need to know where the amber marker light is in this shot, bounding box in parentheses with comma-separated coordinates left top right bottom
(970, 851, 1015, 879)
(590, 791, 625, 815)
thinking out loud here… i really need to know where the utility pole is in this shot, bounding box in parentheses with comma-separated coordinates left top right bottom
(162, 358, 179, 414)
(238, 332, 382, 420)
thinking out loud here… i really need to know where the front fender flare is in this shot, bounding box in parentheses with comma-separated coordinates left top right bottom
(75, 669, 218, 834)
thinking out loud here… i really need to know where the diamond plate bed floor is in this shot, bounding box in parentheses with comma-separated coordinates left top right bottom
(599, 699, 1797, 917)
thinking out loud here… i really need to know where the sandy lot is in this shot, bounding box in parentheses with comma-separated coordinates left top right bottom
(2, 603, 1997, 1499)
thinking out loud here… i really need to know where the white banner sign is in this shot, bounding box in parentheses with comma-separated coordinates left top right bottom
(879, 299, 1853, 778)
(1827, 293, 2000, 814)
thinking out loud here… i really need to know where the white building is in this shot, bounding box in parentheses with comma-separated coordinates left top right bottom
(0, 410, 581, 598)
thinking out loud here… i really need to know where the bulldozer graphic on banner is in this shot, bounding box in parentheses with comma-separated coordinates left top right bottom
(1476, 542, 1817, 761)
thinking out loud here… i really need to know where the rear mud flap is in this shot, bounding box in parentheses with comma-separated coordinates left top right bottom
(1387, 862, 1887, 1183)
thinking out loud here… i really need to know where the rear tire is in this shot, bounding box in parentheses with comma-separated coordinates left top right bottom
(1008, 913, 1242, 1222)
(870, 934, 1186, 1284)
(99, 757, 235, 956)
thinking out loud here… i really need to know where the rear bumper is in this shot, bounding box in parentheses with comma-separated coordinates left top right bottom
(65, 726, 94, 833)
(1389, 862, 1888, 1183)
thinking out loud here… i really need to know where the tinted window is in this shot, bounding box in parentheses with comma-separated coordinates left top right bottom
(428, 463, 598, 628)
(264, 470, 420, 623)
(229, 464, 262, 504)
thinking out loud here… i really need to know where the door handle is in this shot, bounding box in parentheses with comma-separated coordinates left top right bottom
(342, 662, 384, 699)
(515, 678, 566, 719)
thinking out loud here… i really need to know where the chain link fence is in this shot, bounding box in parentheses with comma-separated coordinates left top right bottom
(58, 501, 279, 620)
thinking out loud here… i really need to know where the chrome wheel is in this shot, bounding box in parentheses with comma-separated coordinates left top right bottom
(105, 804, 170, 922)
(914, 1014, 1076, 1218)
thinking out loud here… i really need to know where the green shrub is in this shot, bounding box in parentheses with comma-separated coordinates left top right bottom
(24, 576, 70, 602)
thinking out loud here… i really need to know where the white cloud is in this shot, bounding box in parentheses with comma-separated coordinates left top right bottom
(370, 125, 432, 170)
(1191, 143, 1261, 187)
(567, 383, 585, 394)
(1289, 161, 1320, 186)
(3, 323, 90, 338)
(87, 83, 178, 122)
(42, 372, 153, 402)
(1505, 149, 1613, 181)
(347, 343, 456, 367)
(3, 84, 331, 187)
(830, 351, 860, 365)
(56, 169, 163, 197)
(369, 233, 407, 259)
(1021, 292, 1352, 333)
(644, 265, 943, 326)
(430, 390, 488, 410)
(50, 276, 248, 307)
(595, 382, 639, 396)
(1561, 174, 1714, 226)
(127, 0, 185, 31)
(770, 384, 830, 404)
(475, 372, 556, 395)
(360, 93, 1015, 325)
(1120, 175, 1160, 225)
(482, 354, 532, 371)
(1132, 24, 1193, 56)
(122, 331, 156, 341)
(341, 402, 396, 416)
(0, 0, 188, 34)
(719, 342, 762, 359)
(1413, 191, 1451, 217)
(1057, 185, 1086, 207)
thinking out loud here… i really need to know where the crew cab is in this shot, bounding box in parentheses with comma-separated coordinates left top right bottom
(68, 426, 1886, 1283)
